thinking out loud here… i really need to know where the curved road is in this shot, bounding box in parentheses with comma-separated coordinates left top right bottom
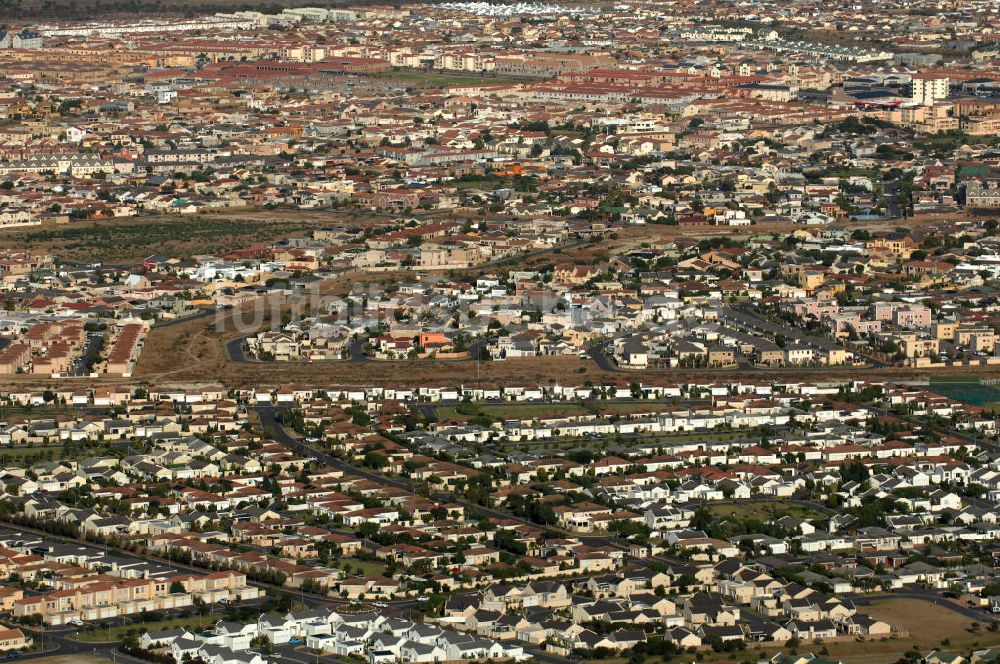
(258, 406, 561, 526)
(256, 405, 1000, 664)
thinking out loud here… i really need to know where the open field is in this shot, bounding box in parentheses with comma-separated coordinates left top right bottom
(32, 657, 107, 664)
(105, 302, 1000, 390)
(0, 214, 329, 264)
(373, 70, 522, 88)
(436, 403, 592, 422)
(928, 376, 1000, 407)
(588, 402, 676, 415)
(0, 210, 992, 389)
(0, 443, 121, 465)
(135, 310, 236, 382)
(0, 405, 75, 417)
(348, 558, 389, 577)
(0, 0, 413, 20)
(139, 340, 619, 388)
(0, 208, 433, 264)
(0, 204, 953, 269)
(705, 500, 827, 521)
(70, 614, 219, 643)
(852, 598, 999, 661)
(730, 599, 999, 664)
(863, 597, 991, 644)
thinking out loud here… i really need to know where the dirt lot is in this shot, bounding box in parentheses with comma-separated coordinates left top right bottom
(849, 598, 998, 662)
(135, 324, 618, 387)
(0, 205, 988, 389)
(128, 270, 1000, 388)
(0, 0, 403, 20)
(0, 202, 944, 268)
(135, 312, 236, 383)
(131, 318, 1000, 389)
(0, 210, 406, 264)
(736, 598, 998, 664)
(133, 266, 1000, 388)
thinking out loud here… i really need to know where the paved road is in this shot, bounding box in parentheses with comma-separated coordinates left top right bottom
(250, 415, 583, 664)
(71, 333, 106, 376)
(260, 406, 542, 524)
(467, 339, 486, 361)
(348, 337, 368, 362)
(13, 626, 127, 662)
(18, 626, 339, 664)
(882, 181, 903, 219)
(587, 343, 618, 372)
(226, 335, 252, 362)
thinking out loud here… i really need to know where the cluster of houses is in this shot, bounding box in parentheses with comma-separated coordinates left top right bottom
(143, 609, 527, 664)
(437, 561, 895, 654)
(233, 219, 1000, 373)
(0, 377, 991, 662)
(0, 532, 259, 626)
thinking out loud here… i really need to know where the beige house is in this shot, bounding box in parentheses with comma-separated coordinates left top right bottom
(0, 628, 30, 651)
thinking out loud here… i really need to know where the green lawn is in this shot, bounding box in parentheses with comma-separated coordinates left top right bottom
(0, 446, 66, 463)
(339, 558, 387, 578)
(373, 69, 521, 88)
(0, 444, 122, 465)
(928, 377, 1000, 406)
(0, 405, 75, 416)
(450, 177, 507, 190)
(589, 402, 676, 415)
(706, 500, 826, 521)
(658, 430, 745, 443)
(69, 614, 219, 643)
(482, 403, 591, 419)
(436, 403, 591, 422)
(13, 216, 326, 263)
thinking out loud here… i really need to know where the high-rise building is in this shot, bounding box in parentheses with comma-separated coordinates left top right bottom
(911, 73, 950, 106)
